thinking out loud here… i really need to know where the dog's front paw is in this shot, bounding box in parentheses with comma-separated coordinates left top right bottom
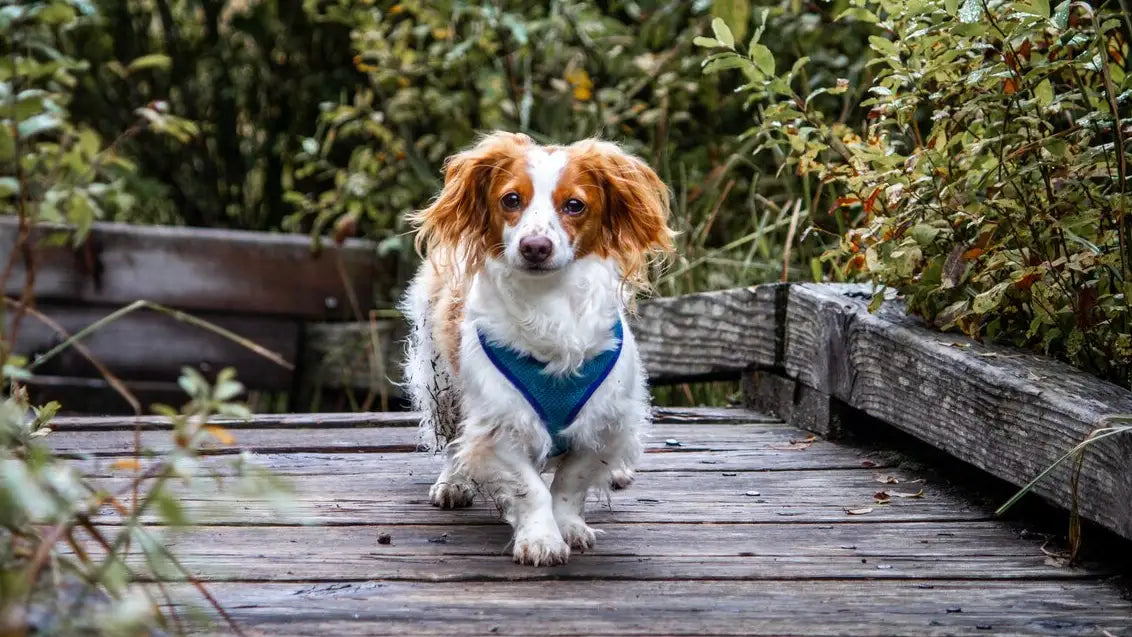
(512, 525, 570, 567)
(610, 468, 635, 491)
(557, 516, 599, 551)
(429, 479, 475, 509)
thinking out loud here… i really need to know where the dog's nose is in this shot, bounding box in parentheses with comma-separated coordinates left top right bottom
(519, 236, 553, 265)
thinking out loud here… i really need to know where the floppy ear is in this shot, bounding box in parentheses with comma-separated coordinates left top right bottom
(411, 131, 531, 271)
(578, 141, 675, 285)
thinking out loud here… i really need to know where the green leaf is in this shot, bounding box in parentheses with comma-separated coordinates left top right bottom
(711, 17, 735, 49)
(702, 54, 754, 75)
(711, 0, 749, 45)
(693, 36, 722, 48)
(835, 8, 879, 23)
(749, 43, 775, 76)
(1034, 79, 1053, 107)
(1028, 0, 1050, 18)
(958, 0, 983, 23)
(972, 281, 1010, 314)
(127, 54, 172, 73)
(911, 223, 939, 246)
(17, 113, 61, 138)
(868, 35, 897, 57)
(1051, 1, 1070, 29)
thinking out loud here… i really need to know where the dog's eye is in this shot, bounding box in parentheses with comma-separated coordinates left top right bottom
(563, 198, 586, 215)
(500, 192, 522, 211)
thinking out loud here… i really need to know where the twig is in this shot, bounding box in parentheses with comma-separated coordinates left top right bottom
(781, 199, 803, 283)
(3, 298, 142, 414)
(25, 299, 293, 373)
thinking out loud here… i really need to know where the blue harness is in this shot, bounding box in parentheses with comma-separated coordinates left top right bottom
(477, 319, 624, 456)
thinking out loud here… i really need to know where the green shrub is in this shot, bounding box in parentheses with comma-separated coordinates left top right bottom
(703, 0, 1131, 388)
(286, 0, 840, 295)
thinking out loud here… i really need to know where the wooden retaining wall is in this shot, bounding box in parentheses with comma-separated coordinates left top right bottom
(2, 217, 402, 410)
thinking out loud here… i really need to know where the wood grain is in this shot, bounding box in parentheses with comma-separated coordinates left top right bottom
(165, 580, 1132, 636)
(46, 422, 820, 456)
(0, 217, 388, 318)
(12, 303, 298, 389)
(55, 410, 1131, 636)
(783, 283, 1132, 542)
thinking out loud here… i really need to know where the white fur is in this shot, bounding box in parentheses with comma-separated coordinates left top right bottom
(502, 148, 573, 271)
(401, 147, 652, 567)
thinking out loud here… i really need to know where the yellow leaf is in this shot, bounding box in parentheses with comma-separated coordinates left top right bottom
(204, 425, 236, 445)
(110, 458, 141, 471)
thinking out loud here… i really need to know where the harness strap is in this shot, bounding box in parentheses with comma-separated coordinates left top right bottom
(477, 319, 624, 456)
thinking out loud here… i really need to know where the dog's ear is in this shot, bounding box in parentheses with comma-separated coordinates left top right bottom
(411, 131, 532, 270)
(574, 140, 675, 286)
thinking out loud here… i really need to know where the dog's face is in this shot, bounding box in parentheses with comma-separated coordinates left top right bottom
(413, 132, 673, 283)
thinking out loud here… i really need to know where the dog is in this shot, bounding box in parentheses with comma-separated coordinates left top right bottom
(400, 131, 674, 566)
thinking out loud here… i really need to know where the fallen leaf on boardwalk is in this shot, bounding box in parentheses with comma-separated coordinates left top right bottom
(874, 491, 892, 503)
(771, 435, 816, 451)
(889, 488, 925, 499)
(110, 458, 141, 471)
(846, 507, 874, 515)
(860, 460, 877, 468)
(873, 474, 900, 484)
(204, 425, 236, 445)
(1044, 555, 1070, 568)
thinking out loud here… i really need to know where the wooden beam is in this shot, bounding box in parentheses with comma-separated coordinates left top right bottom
(299, 286, 781, 391)
(782, 283, 1132, 542)
(0, 217, 393, 318)
(12, 303, 298, 390)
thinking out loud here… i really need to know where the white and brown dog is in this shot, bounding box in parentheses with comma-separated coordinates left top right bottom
(401, 131, 673, 566)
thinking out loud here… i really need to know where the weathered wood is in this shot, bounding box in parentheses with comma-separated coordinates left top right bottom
(21, 375, 188, 416)
(166, 580, 1132, 636)
(12, 304, 297, 389)
(86, 466, 990, 526)
(0, 217, 389, 318)
(55, 410, 1132, 636)
(302, 286, 781, 390)
(301, 319, 406, 395)
(46, 422, 817, 456)
(71, 446, 891, 477)
(136, 520, 1065, 559)
(784, 283, 1132, 542)
(46, 406, 772, 431)
(629, 285, 779, 382)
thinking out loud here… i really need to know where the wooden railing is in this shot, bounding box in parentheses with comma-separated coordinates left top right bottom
(2, 217, 401, 411)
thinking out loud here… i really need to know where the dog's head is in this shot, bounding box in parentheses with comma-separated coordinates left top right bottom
(412, 131, 674, 287)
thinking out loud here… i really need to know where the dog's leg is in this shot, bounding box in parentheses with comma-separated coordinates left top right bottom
(551, 425, 644, 549)
(549, 448, 607, 551)
(454, 434, 569, 566)
(429, 448, 476, 509)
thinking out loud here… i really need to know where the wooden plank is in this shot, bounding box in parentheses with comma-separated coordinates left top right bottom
(784, 283, 1132, 542)
(165, 580, 1132, 636)
(45, 423, 817, 456)
(70, 446, 890, 477)
(45, 407, 773, 431)
(86, 467, 990, 526)
(143, 521, 1064, 559)
(21, 375, 188, 416)
(301, 320, 406, 394)
(0, 217, 388, 318)
(300, 286, 781, 390)
(633, 285, 780, 383)
(12, 304, 297, 389)
(73, 521, 1107, 583)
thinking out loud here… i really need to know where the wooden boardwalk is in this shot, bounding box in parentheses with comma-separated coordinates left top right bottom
(54, 408, 1132, 636)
